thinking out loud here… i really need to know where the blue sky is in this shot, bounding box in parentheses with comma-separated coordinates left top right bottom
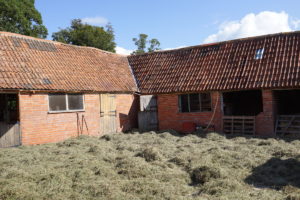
(36, 0, 300, 54)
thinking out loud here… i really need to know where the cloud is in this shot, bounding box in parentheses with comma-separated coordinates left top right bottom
(163, 46, 186, 51)
(116, 46, 133, 55)
(291, 19, 300, 29)
(81, 16, 108, 25)
(204, 11, 293, 44)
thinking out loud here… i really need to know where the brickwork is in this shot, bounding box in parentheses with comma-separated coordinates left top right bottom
(19, 93, 138, 145)
(116, 94, 138, 132)
(255, 90, 276, 136)
(157, 90, 276, 135)
(157, 92, 222, 133)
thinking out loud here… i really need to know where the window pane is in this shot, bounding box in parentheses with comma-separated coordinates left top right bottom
(68, 94, 84, 110)
(201, 93, 212, 111)
(180, 94, 189, 112)
(49, 94, 66, 111)
(255, 48, 264, 59)
(189, 93, 200, 112)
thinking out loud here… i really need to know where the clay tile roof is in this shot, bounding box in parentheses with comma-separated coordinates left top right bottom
(128, 31, 300, 94)
(0, 32, 137, 92)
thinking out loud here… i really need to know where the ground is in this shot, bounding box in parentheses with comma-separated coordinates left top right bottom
(0, 131, 299, 200)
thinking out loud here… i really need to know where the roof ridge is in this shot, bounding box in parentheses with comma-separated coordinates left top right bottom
(0, 31, 124, 57)
(128, 30, 300, 56)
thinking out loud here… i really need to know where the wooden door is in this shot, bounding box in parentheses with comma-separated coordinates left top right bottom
(100, 94, 117, 134)
(138, 95, 158, 132)
(0, 122, 21, 148)
(0, 94, 20, 148)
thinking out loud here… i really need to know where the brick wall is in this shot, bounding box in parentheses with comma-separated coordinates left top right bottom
(157, 90, 276, 136)
(19, 93, 138, 145)
(157, 92, 222, 133)
(116, 94, 138, 132)
(255, 90, 275, 136)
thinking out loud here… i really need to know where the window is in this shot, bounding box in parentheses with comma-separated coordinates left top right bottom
(49, 94, 84, 112)
(179, 93, 212, 112)
(255, 48, 264, 59)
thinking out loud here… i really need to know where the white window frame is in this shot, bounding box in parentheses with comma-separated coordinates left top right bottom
(48, 93, 85, 113)
(255, 48, 264, 59)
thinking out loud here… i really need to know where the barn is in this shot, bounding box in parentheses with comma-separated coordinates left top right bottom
(1, 31, 300, 147)
(129, 31, 300, 136)
(0, 32, 138, 147)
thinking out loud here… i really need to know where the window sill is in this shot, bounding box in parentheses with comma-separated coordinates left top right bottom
(178, 111, 212, 114)
(48, 110, 85, 114)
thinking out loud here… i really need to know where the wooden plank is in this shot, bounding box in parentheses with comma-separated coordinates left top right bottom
(138, 111, 158, 132)
(0, 122, 20, 148)
(223, 116, 255, 135)
(100, 94, 116, 134)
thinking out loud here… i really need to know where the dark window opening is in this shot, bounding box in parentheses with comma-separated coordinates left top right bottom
(0, 94, 19, 123)
(179, 93, 212, 112)
(49, 94, 84, 112)
(68, 94, 84, 110)
(274, 90, 300, 115)
(223, 90, 263, 116)
(49, 94, 66, 111)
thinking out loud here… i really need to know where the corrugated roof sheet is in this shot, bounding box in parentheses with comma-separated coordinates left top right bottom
(128, 31, 300, 94)
(0, 32, 137, 92)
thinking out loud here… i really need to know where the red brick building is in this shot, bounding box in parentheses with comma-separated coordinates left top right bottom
(1, 31, 300, 147)
(129, 31, 300, 136)
(0, 32, 138, 147)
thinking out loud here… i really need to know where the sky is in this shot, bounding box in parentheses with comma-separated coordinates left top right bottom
(35, 0, 300, 54)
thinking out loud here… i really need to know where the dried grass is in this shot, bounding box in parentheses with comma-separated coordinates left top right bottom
(0, 132, 299, 200)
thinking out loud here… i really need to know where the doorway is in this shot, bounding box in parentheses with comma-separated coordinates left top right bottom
(222, 90, 263, 135)
(0, 93, 21, 147)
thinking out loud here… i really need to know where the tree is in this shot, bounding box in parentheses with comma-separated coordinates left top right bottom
(52, 19, 116, 53)
(132, 34, 161, 55)
(0, 0, 48, 38)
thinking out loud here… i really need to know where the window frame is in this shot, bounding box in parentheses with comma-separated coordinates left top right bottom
(48, 93, 85, 113)
(254, 48, 264, 60)
(178, 93, 212, 113)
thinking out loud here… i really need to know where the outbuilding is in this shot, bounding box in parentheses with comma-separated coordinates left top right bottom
(129, 31, 300, 136)
(0, 32, 138, 147)
(1, 31, 300, 147)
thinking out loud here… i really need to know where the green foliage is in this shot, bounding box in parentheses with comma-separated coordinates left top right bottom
(132, 34, 161, 55)
(0, 0, 48, 38)
(52, 19, 116, 52)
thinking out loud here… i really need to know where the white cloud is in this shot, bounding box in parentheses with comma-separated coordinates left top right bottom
(81, 16, 108, 25)
(163, 46, 186, 51)
(116, 46, 133, 55)
(291, 19, 300, 29)
(204, 11, 293, 44)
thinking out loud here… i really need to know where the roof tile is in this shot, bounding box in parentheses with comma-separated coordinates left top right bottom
(0, 32, 137, 92)
(129, 31, 300, 94)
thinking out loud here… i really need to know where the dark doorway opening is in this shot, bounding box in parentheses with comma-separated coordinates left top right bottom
(223, 90, 263, 116)
(273, 90, 300, 135)
(274, 90, 300, 115)
(0, 93, 20, 148)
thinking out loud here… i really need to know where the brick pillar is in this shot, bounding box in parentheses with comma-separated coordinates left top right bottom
(211, 92, 223, 132)
(255, 90, 275, 136)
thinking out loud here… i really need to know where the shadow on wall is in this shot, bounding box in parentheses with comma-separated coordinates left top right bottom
(118, 95, 139, 132)
(245, 157, 300, 189)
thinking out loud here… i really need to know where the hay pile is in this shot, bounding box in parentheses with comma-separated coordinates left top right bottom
(0, 131, 299, 200)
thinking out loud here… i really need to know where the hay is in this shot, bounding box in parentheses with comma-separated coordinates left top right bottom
(190, 166, 221, 185)
(0, 132, 299, 200)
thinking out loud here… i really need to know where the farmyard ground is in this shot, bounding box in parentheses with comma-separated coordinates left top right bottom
(0, 131, 299, 200)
